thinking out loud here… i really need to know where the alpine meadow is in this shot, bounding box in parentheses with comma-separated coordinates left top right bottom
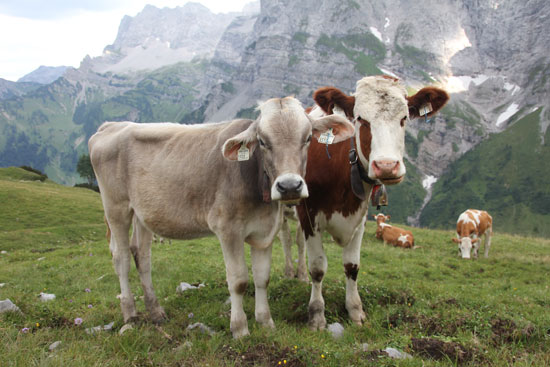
(2, 0, 550, 366)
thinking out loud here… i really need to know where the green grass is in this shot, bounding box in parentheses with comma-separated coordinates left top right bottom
(1, 167, 549, 366)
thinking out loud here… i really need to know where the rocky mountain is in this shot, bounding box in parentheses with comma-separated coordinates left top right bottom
(17, 66, 69, 84)
(90, 2, 244, 75)
(0, 78, 41, 99)
(0, 0, 548, 235)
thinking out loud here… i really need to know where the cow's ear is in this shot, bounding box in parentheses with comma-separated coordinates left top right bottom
(386, 215, 391, 220)
(310, 114, 355, 144)
(452, 238, 460, 243)
(407, 87, 450, 119)
(313, 87, 356, 119)
(222, 123, 258, 161)
(472, 238, 480, 243)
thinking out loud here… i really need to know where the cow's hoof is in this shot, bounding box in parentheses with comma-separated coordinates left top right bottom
(308, 318, 326, 331)
(151, 307, 167, 325)
(260, 318, 275, 329)
(123, 315, 140, 324)
(308, 313, 326, 331)
(231, 326, 250, 339)
(297, 271, 309, 283)
(351, 311, 366, 326)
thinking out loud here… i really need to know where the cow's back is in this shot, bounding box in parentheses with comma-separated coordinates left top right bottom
(89, 120, 262, 239)
(476, 210, 493, 236)
(456, 209, 492, 237)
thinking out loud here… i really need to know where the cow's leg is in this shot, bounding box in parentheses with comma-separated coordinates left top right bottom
(473, 236, 480, 259)
(130, 217, 166, 324)
(107, 212, 138, 323)
(295, 222, 308, 282)
(484, 230, 492, 258)
(251, 245, 275, 329)
(342, 221, 366, 325)
(219, 234, 250, 338)
(306, 232, 327, 330)
(279, 218, 295, 278)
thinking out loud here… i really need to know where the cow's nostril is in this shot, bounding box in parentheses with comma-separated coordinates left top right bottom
(277, 180, 303, 193)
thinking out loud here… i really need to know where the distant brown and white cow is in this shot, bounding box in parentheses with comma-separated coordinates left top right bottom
(88, 97, 354, 338)
(453, 209, 493, 259)
(296, 75, 449, 330)
(373, 214, 415, 248)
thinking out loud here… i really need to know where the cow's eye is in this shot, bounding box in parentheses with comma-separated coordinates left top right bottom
(400, 116, 407, 127)
(258, 138, 266, 148)
(358, 116, 370, 127)
(305, 134, 312, 144)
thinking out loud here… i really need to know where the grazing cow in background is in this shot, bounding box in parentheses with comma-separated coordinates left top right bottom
(278, 206, 308, 281)
(89, 97, 354, 338)
(297, 75, 449, 330)
(453, 209, 493, 259)
(372, 214, 415, 248)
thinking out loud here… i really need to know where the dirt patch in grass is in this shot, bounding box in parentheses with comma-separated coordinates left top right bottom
(221, 343, 310, 367)
(386, 310, 466, 336)
(411, 337, 480, 364)
(430, 298, 459, 309)
(30, 247, 58, 253)
(366, 288, 416, 307)
(491, 318, 535, 345)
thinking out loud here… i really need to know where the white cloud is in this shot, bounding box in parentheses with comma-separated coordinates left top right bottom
(0, 0, 253, 81)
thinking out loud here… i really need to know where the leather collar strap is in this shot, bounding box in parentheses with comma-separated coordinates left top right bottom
(349, 137, 377, 201)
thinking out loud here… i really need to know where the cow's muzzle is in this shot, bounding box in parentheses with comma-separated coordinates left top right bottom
(371, 159, 404, 185)
(271, 173, 309, 204)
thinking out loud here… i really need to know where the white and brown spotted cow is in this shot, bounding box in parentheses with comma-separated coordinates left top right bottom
(453, 209, 493, 259)
(373, 214, 415, 248)
(89, 97, 354, 338)
(297, 75, 449, 330)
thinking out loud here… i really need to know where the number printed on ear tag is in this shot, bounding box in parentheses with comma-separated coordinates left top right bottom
(318, 128, 335, 144)
(237, 145, 250, 161)
(419, 103, 433, 116)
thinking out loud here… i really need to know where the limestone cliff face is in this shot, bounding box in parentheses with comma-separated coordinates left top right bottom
(89, 3, 241, 74)
(200, 0, 550, 178)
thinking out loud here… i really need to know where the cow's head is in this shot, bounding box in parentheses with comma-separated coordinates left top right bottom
(314, 75, 449, 185)
(223, 97, 354, 203)
(452, 236, 479, 259)
(373, 213, 390, 225)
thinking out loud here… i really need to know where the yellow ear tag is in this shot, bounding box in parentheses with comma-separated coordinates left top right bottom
(318, 128, 335, 144)
(419, 103, 433, 116)
(237, 145, 250, 161)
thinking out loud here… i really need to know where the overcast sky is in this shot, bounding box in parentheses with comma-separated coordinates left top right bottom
(0, 0, 253, 81)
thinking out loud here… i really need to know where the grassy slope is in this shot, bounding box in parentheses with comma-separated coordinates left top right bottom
(421, 108, 550, 237)
(1, 167, 549, 366)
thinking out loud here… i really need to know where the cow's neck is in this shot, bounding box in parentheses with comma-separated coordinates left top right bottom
(349, 138, 375, 200)
(349, 121, 376, 200)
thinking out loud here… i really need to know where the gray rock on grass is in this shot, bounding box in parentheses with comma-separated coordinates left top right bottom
(0, 299, 21, 313)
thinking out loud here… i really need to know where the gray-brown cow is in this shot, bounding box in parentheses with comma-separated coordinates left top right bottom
(88, 97, 354, 338)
